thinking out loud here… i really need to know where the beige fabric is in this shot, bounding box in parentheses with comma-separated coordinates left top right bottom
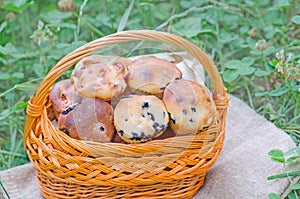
(0, 95, 296, 199)
(194, 95, 297, 199)
(0, 163, 40, 199)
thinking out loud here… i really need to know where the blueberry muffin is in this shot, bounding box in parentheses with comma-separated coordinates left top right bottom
(127, 56, 182, 98)
(58, 98, 114, 142)
(71, 55, 131, 101)
(49, 79, 83, 118)
(162, 79, 216, 135)
(114, 95, 169, 143)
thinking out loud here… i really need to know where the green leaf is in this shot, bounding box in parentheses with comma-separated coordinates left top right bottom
(269, 149, 284, 158)
(153, 4, 173, 21)
(260, 0, 271, 6)
(15, 101, 28, 110)
(269, 60, 279, 67)
(263, 46, 276, 56)
(0, 109, 11, 120)
(286, 156, 298, 163)
(288, 81, 300, 92)
(0, 43, 18, 55)
(11, 72, 24, 79)
(0, 21, 7, 33)
(61, 41, 87, 55)
(219, 32, 236, 44)
(172, 17, 212, 37)
(273, 0, 290, 9)
(238, 66, 256, 75)
(265, 62, 276, 71)
(255, 70, 271, 77)
(0, 57, 7, 65)
(222, 70, 239, 82)
(33, 63, 45, 78)
(180, 0, 204, 8)
(48, 50, 64, 60)
(59, 23, 77, 30)
(95, 13, 111, 27)
(288, 191, 297, 199)
(256, 86, 289, 97)
(245, 0, 255, 6)
(0, 73, 10, 80)
(268, 193, 281, 199)
(40, 10, 72, 26)
(291, 15, 300, 25)
(240, 26, 249, 35)
(241, 57, 255, 67)
(269, 87, 288, 97)
(2, 0, 33, 12)
(290, 184, 300, 190)
(265, 9, 286, 25)
(268, 149, 285, 163)
(225, 60, 241, 69)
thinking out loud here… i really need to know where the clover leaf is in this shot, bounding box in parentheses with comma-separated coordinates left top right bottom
(223, 57, 256, 82)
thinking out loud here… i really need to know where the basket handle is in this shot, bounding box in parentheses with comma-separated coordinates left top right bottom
(33, 30, 225, 106)
(24, 30, 226, 141)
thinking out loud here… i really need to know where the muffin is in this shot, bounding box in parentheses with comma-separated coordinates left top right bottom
(114, 95, 169, 143)
(162, 79, 216, 135)
(49, 79, 83, 117)
(71, 55, 131, 101)
(58, 98, 114, 142)
(127, 56, 182, 98)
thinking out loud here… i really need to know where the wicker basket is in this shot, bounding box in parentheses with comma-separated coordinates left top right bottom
(24, 30, 229, 199)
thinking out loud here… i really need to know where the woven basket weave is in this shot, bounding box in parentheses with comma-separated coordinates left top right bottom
(24, 30, 229, 199)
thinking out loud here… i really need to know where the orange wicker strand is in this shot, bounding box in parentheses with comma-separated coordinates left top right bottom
(24, 30, 229, 199)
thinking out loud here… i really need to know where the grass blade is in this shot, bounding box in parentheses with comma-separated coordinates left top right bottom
(0, 150, 26, 158)
(75, 0, 89, 41)
(117, 0, 135, 32)
(268, 170, 300, 180)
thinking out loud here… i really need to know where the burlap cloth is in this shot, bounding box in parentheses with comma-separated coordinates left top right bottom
(0, 53, 296, 198)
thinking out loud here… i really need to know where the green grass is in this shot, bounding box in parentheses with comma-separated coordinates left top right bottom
(0, 0, 299, 198)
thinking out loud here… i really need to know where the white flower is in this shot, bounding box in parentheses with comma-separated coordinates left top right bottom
(276, 49, 285, 61)
(254, 39, 269, 51)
